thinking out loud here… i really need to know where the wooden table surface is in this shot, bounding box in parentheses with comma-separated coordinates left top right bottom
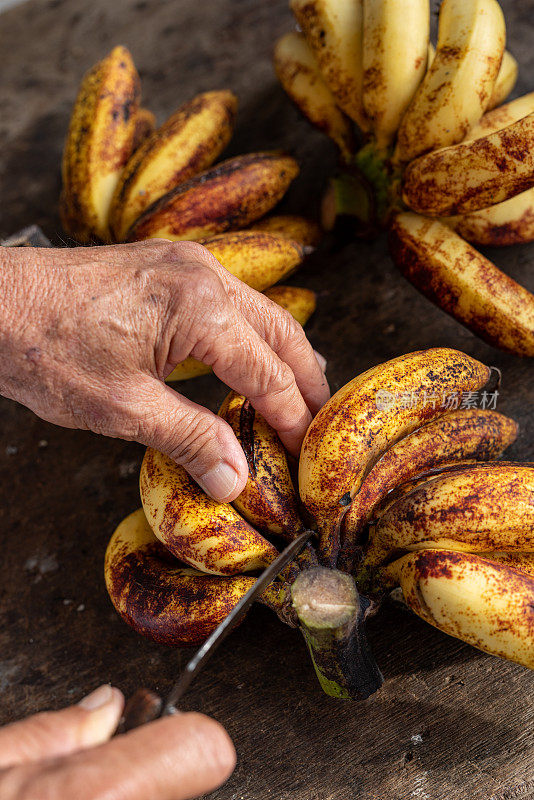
(1, 0, 534, 798)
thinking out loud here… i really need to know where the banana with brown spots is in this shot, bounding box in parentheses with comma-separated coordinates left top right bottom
(364, 463, 534, 568)
(126, 152, 299, 242)
(61, 46, 140, 243)
(338, 409, 518, 572)
(487, 50, 518, 110)
(382, 549, 534, 669)
(402, 113, 534, 217)
(298, 348, 490, 566)
(389, 213, 534, 356)
(361, 0, 429, 149)
(273, 32, 355, 162)
(394, 0, 505, 163)
(139, 448, 278, 575)
(218, 392, 304, 538)
(248, 214, 323, 247)
(109, 90, 237, 241)
(289, 0, 369, 132)
(447, 93, 534, 246)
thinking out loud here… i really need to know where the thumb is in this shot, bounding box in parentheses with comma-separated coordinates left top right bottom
(0, 685, 124, 768)
(134, 377, 249, 503)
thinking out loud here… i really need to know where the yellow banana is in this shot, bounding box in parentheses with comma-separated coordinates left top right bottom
(165, 284, 317, 383)
(298, 348, 490, 565)
(273, 32, 355, 162)
(402, 113, 534, 217)
(487, 50, 518, 110)
(248, 214, 322, 247)
(105, 508, 256, 645)
(139, 448, 278, 575)
(463, 91, 534, 142)
(289, 0, 369, 132)
(389, 213, 534, 356)
(219, 392, 303, 538)
(338, 409, 517, 572)
(109, 90, 237, 241)
(132, 107, 156, 151)
(447, 92, 534, 246)
(483, 552, 534, 578)
(382, 549, 534, 670)
(365, 463, 534, 567)
(395, 0, 505, 163)
(61, 46, 140, 243)
(362, 0, 429, 148)
(199, 231, 305, 290)
(126, 152, 299, 241)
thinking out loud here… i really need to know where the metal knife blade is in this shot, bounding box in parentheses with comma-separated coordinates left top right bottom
(120, 529, 313, 730)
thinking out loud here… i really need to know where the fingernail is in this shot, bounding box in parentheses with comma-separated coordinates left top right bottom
(198, 463, 239, 502)
(79, 684, 114, 711)
(313, 350, 327, 372)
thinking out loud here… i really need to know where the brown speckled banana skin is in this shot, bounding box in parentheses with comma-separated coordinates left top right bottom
(273, 32, 355, 162)
(248, 214, 323, 247)
(109, 90, 237, 241)
(139, 448, 278, 575)
(365, 462, 534, 567)
(402, 113, 534, 217)
(126, 152, 299, 242)
(131, 107, 156, 151)
(338, 409, 518, 572)
(394, 0, 505, 163)
(298, 348, 490, 566)
(382, 549, 534, 670)
(218, 392, 304, 538)
(61, 45, 140, 243)
(389, 213, 534, 357)
(105, 509, 257, 646)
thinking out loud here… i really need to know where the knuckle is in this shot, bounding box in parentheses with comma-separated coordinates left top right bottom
(167, 414, 222, 468)
(255, 357, 296, 399)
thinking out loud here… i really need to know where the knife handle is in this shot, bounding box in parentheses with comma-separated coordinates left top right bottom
(117, 688, 164, 733)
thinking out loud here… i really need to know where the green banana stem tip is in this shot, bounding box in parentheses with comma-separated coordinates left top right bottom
(291, 567, 383, 701)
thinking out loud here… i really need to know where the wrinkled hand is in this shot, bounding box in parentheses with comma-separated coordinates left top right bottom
(0, 240, 329, 501)
(0, 685, 235, 799)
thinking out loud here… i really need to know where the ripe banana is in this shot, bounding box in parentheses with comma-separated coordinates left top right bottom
(132, 107, 156, 151)
(364, 463, 534, 568)
(109, 90, 237, 241)
(61, 46, 140, 243)
(289, 0, 369, 132)
(448, 92, 534, 246)
(487, 50, 518, 110)
(395, 0, 505, 163)
(382, 549, 534, 669)
(389, 213, 534, 357)
(402, 113, 534, 217)
(298, 348, 490, 565)
(362, 0, 429, 148)
(483, 551, 534, 578)
(338, 409, 518, 572)
(248, 214, 323, 247)
(105, 508, 257, 645)
(218, 392, 303, 538)
(126, 152, 299, 241)
(273, 32, 355, 162)
(139, 447, 278, 575)
(165, 284, 317, 383)
(199, 231, 305, 290)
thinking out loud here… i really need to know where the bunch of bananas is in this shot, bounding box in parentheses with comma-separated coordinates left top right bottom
(274, 0, 534, 357)
(60, 45, 322, 381)
(105, 346, 534, 699)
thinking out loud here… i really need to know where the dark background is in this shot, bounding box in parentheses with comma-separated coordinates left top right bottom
(1, 0, 533, 798)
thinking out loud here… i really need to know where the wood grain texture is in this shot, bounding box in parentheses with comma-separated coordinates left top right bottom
(0, 0, 533, 798)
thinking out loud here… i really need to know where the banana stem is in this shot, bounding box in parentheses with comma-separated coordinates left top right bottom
(322, 141, 401, 235)
(258, 581, 299, 628)
(291, 567, 383, 700)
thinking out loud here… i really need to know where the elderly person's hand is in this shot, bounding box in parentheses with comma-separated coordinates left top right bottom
(0, 239, 329, 501)
(0, 684, 235, 799)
